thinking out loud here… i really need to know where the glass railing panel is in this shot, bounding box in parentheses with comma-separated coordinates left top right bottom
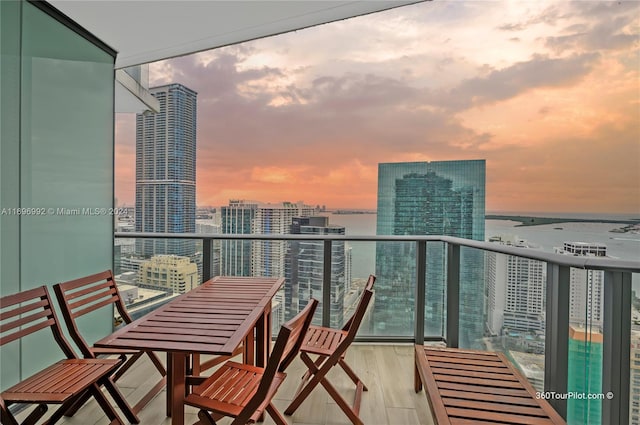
(567, 266, 604, 425)
(281, 238, 349, 333)
(344, 241, 377, 336)
(114, 237, 201, 323)
(374, 240, 416, 337)
(458, 246, 487, 349)
(423, 241, 445, 340)
(484, 249, 547, 391)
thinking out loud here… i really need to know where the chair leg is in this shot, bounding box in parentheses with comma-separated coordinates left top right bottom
(286, 353, 365, 425)
(112, 351, 143, 382)
(102, 377, 140, 424)
(338, 358, 368, 391)
(22, 404, 48, 425)
(147, 350, 167, 376)
(0, 398, 19, 425)
(48, 385, 125, 425)
(61, 389, 91, 417)
(318, 377, 363, 425)
(266, 403, 288, 425)
(89, 384, 126, 425)
(197, 410, 218, 425)
(284, 353, 326, 415)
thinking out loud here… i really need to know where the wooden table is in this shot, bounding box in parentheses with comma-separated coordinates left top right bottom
(95, 276, 284, 425)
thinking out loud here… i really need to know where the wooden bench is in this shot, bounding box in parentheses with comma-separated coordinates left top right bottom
(414, 345, 566, 425)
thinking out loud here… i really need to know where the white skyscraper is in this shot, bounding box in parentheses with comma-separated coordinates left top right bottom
(556, 242, 606, 330)
(485, 236, 546, 337)
(251, 201, 315, 277)
(221, 200, 258, 276)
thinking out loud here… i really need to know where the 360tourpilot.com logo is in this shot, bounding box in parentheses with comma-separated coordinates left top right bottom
(535, 391, 613, 400)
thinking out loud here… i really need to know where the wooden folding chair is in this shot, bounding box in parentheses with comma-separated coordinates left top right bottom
(53, 270, 166, 419)
(284, 275, 376, 425)
(184, 298, 319, 425)
(0, 286, 133, 425)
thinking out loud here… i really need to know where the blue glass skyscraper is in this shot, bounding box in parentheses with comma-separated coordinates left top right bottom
(135, 83, 197, 257)
(374, 160, 485, 347)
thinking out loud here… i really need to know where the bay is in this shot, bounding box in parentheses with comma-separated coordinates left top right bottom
(324, 212, 640, 281)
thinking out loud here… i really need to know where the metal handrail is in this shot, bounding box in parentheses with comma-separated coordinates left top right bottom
(115, 232, 640, 273)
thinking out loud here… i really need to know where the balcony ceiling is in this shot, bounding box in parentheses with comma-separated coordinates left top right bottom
(48, 1, 423, 69)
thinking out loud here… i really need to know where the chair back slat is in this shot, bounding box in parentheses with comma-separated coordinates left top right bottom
(71, 292, 118, 319)
(65, 279, 116, 303)
(0, 308, 53, 336)
(0, 286, 77, 358)
(0, 298, 48, 322)
(54, 270, 133, 358)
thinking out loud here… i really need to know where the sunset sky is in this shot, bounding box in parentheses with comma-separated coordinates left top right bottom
(115, 1, 640, 214)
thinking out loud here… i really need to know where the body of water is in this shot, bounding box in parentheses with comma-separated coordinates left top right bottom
(324, 212, 640, 280)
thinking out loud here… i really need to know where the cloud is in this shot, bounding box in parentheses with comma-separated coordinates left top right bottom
(434, 53, 600, 110)
(115, 1, 639, 213)
(545, 2, 639, 53)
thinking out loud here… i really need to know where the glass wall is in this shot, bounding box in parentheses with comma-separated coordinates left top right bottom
(0, 0, 115, 386)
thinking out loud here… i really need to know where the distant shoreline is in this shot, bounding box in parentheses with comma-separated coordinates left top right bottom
(330, 210, 377, 215)
(486, 215, 640, 228)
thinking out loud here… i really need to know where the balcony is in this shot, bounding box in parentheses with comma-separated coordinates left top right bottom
(111, 232, 640, 425)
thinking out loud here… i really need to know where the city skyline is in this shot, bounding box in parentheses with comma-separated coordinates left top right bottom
(115, 1, 639, 214)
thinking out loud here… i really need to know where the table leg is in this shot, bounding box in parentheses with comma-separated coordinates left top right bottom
(243, 329, 255, 365)
(168, 352, 187, 425)
(255, 302, 272, 367)
(166, 352, 172, 417)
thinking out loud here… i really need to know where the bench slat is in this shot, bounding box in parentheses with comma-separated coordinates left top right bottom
(433, 373, 524, 389)
(439, 389, 540, 407)
(431, 366, 519, 381)
(437, 381, 531, 398)
(442, 397, 549, 417)
(447, 407, 555, 425)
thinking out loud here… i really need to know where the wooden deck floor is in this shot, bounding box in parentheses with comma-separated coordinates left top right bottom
(22, 344, 434, 425)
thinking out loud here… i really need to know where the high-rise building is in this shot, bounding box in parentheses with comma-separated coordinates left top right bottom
(285, 216, 346, 327)
(555, 242, 606, 330)
(567, 326, 603, 424)
(374, 160, 485, 347)
(485, 236, 546, 337)
(138, 255, 199, 294)
(221, 200, 258, 276)
(135, 83, 197, 257)
(485, 236, 546, 356)
(251, 201, 315, 277)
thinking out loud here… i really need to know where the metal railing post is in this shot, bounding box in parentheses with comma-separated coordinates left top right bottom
(602, 270, 631, 425)
(446, 244, 460, 348)
(322, 240, 332, 328)
(415, 240, 426, 345)
(202, 237, 212, 283)
(544, 263, 570, 418)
